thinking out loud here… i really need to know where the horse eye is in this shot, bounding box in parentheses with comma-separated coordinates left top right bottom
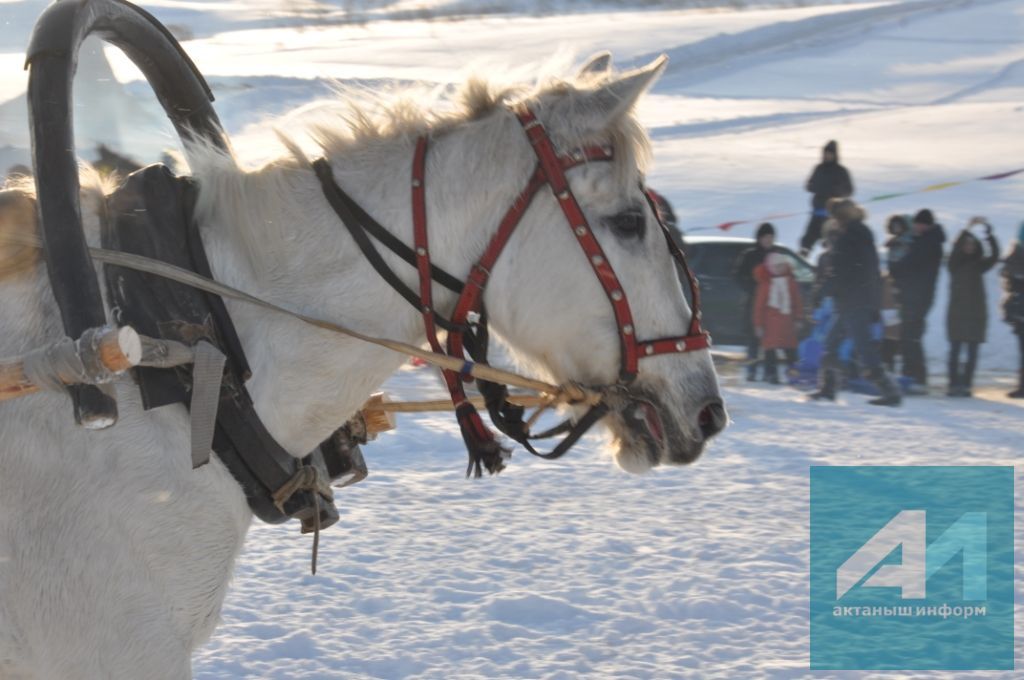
(606, 210, 646, 240)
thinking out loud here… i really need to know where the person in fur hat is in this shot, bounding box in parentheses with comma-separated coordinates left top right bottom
(1000, 221, 1024, 398)
(733, 222, 780, 381)
(809, 199, 901, 406)
(889, 208, 946, 391)
(753, 252, 803, 384)
(799, 140, 854, 256)
(945, 217, 1000, 396)
(881, 214, 913, 373)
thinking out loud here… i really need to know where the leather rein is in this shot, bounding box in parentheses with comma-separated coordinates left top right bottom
(314, 104, 710, 476)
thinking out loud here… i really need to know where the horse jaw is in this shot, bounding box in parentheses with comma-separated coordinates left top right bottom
(602, 352, 726, 474)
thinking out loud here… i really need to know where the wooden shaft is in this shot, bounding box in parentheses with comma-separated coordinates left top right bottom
(358, 392, 575, 437)
(0, 326, 142, 402)
(367, 394, 553, 414)
(358, 393, 396, 437)
(0, 365, 36, 401)
(97, 326, 143, 372)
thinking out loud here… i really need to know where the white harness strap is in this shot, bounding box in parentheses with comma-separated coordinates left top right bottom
(188, 341, 226, 469)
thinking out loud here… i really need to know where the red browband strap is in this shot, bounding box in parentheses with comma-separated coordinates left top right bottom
(409, 105, 710, 473)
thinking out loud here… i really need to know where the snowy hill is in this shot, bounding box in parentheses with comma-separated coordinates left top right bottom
(1, 0, 1022, 677)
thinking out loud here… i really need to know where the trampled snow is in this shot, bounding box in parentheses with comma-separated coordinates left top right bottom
(1, 0, 1022, 677)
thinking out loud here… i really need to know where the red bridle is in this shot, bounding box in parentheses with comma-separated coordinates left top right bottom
(314, 104, 710, 476)
(408, 105, 710, 470)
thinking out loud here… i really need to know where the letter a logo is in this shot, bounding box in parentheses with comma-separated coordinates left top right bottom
(837, 510, 926, 600)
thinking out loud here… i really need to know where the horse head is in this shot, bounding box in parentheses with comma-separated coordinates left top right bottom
(186, 52, 726, 473)
(477, 54, 728, 472)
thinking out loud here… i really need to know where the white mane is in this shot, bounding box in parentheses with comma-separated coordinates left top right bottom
(185, 64, 652, 277)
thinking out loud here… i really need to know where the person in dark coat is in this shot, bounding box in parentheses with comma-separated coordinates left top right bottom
(1000, 221, 1024, 398)
(885, 214, 913, 266)
(888, 208, 946, 391)
(945, 218, 1000, 396)
(809, 199, 901, 406)
(881, 214, 913, 373)
(733, 222, 779, 380)
(799, 140, 854, 256)
(809, 219, 840, 311)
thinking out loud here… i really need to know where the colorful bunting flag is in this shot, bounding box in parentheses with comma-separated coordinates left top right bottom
(980, 168, 1024, 181)
(921, 181, 962, 192)
(701, 165, 1022, 232)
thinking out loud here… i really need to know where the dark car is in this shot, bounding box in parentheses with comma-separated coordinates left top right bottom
(684, 236, 816, 346)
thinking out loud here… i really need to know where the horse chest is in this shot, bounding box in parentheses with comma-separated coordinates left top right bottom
(0, 388, 251, 657)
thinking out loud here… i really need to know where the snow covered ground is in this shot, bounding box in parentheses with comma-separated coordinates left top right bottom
(1, 0, 1023, 677)
(194, 365, 1024, 679)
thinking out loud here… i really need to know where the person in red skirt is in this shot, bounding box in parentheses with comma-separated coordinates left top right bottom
(753, 252, 804, 384)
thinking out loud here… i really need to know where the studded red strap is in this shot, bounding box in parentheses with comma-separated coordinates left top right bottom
(445, 146, 618, 380)
(412, 103, 710, 431)
(513, 106, 710, 380)
(515, 107, 641, 381)
(412, 136, 503, 476)
(412, 136, 471, 405)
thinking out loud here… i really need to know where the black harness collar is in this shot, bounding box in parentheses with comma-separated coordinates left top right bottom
(102, 164, 355, 529)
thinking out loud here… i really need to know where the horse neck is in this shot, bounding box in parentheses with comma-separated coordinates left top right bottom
(194, 112, 530, 457)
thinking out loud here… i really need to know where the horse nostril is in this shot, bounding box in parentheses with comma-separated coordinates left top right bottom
(698, 401, 726, 440)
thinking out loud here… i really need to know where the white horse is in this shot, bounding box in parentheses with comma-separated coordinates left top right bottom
(0, 54, 725, 678)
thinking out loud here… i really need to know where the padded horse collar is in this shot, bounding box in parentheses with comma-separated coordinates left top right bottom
(102, 164, 350, 530)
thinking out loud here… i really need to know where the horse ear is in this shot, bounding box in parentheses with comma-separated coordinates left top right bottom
(571, 55, 667, 133)
(577, 51, 612, 79)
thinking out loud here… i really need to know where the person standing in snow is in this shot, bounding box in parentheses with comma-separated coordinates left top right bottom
(945, 218, 1000, 397)
(733, 222, 779, 381)
(811, 218, 841, 298)
(881, 214, 913, 373)
(799, 140, 854, 256)
(753, 252, 803, 384)
(809, 199, 901, 406)
(889, 208, 946, 392)
(1000, 221, 1024, 398)
(885, 214, 914, 265)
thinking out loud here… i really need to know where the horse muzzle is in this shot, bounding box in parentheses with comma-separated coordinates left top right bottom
(602, 384, 727, 471)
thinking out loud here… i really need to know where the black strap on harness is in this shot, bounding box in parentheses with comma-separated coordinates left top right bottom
(312, 159, 467, 333)
(103, 165, 343, 528)
(463, 313, 609, 460)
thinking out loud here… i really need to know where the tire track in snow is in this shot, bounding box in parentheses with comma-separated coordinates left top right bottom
(644, 0, 989, 90)
(931, 56, 1024, 104)
(648, 106, 881, 139)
